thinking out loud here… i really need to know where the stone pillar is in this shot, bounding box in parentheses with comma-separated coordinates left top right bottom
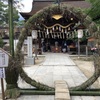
(25, 36, 35, 65)
(27, 36, 33, 57)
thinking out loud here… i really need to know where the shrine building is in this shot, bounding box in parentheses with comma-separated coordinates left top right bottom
(20, 0, 91, 53)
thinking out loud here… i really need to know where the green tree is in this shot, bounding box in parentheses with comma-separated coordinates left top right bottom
(0, 0, 24, 99)
(0, 1, 19, 26)
(0, 1, 7, 25)
(86, 0, 100, 25)
(16, 20, 25, 26)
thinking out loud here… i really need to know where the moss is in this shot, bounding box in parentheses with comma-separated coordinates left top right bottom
(5, 88, 20, 99)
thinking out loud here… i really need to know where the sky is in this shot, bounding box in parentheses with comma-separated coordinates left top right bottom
(18, 0, 33, 20)
(20, 0, 33, 12)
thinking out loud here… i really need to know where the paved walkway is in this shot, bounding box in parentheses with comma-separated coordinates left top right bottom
(17, 53, 100, 100)
(18, 53, 87, 88)
(0, 53, 100, 100)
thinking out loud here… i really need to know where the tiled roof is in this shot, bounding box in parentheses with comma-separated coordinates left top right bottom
(20, 0, 91, 20)
(32, 1, 91, 14)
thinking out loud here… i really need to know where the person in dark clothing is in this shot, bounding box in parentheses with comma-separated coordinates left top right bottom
(41, 39, 46, 52)
(62, 40, 67, 52)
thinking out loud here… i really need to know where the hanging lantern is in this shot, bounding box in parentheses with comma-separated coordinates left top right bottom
(32, 30, 37, 39)
(77, 29, 83, 38)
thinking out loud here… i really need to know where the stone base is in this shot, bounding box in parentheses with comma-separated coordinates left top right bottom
(25, 57, 35, 65)
(55, 80, 70, 100)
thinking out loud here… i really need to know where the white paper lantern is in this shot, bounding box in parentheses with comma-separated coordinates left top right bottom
(77, 29, 83, 38)
(32, 30, 37, 39)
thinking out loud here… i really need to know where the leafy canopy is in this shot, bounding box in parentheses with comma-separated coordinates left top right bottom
(0, 1, 19, 26)
(86, 0, 100, 25)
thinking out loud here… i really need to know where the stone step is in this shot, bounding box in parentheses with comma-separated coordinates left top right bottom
(55, 80, 71, 100)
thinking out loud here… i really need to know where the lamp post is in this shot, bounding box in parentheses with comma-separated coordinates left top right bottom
(77, 29, 83, 58)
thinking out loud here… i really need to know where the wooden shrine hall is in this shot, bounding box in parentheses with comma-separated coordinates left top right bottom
(20, 0, 91, 53)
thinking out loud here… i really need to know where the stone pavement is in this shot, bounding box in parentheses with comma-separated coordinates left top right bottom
(0, 53, 100, 100)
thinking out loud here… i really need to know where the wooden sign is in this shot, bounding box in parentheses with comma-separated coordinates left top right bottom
(0, 68, 5, 78)
(0, 48, 10, 67)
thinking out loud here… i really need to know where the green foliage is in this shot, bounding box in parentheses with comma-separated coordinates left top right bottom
(16, 20, 25, 26)
(0, 1, 7, 25)
(85, 0, 100, 25)
(0, 1, 19, 26)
